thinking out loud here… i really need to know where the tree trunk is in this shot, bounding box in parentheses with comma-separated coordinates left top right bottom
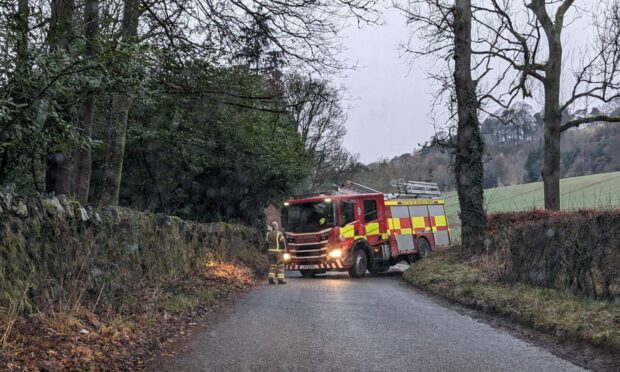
(98, 0, 140, 207)
(46, 153, 71, 194)
(99, 93, 132, 206)
(46, 0, 75, 196)
(453, 0, 486, 253)
(72, 0, 99, 204)
(16, 0, 29, 66)
(542, 38, 563, 210)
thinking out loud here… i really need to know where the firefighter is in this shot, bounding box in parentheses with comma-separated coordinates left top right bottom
(266, 221, 286, 285)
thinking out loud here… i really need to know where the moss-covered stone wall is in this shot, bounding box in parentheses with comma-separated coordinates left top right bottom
(485, 210, 620, 299)
(0, 191, 265, 313)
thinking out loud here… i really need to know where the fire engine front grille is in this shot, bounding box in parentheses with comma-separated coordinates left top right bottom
(289, 243, 327, 260)
(292, 259, 323, 265)
(294, 250, 324, 258)
(293, 244, 323, 251)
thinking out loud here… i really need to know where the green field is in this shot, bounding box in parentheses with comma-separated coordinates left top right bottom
(444, 171, 620, 237)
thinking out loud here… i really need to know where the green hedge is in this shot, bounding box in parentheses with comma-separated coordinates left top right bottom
(0, 192, 265, 314)
(486, 210, 620, 299)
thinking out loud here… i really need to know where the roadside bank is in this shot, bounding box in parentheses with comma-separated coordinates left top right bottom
(404, 249, 620, 354)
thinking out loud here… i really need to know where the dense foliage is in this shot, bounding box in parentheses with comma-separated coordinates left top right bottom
(94, 65, 312, 226)
(0, 0, 368, 226)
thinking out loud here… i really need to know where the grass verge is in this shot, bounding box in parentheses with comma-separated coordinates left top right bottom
(404, 249, 620, 352)
(0, 262, 261, 370)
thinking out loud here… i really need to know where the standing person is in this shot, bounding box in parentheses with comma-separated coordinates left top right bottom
(266, 221, 286, 284)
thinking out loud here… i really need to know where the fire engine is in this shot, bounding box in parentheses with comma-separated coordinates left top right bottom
(281, 181, 450, 278)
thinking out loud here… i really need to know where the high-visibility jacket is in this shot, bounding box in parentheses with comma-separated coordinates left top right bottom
(266, 230, 285, 253)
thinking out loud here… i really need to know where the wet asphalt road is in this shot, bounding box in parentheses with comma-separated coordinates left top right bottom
(155, 269, 584, 372)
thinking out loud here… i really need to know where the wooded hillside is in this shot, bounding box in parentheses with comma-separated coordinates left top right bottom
(348, 102, 620, 193)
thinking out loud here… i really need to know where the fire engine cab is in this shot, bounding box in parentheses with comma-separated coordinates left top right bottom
(281, 181, 450, 278)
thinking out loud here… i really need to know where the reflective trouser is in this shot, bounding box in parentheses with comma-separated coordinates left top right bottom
(268, 251, 285, 281)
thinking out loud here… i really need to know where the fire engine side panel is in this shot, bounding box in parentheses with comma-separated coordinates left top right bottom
(385, 199, 450, 254)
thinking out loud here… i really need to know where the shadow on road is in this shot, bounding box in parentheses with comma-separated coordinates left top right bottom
(286, 270, 404, 281)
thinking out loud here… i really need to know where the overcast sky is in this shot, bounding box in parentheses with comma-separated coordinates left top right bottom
(338, 3, 597, 164)
(338, 7, 435, 164)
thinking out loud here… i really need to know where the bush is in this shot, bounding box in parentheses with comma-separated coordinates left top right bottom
(485, 210, 620, 299)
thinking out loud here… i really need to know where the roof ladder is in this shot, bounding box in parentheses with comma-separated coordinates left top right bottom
(390, 180, 441, 199)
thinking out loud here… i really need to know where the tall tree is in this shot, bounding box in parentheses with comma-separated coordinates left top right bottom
(98, 0, 141, 207)
(479, 0, 620, 210)
(0, 0, 31, 185)
(396, 0, 488, 252)
(453, 0, 486, 252)
(46, 0, 75, 196)
(72, 0, 100, 204)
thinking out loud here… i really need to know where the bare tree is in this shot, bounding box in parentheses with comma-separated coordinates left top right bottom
(476, 0, 620, 210)
(284, 74, 350, 190)
(453, 0, 486, 252)
(396, 0, 487, 252)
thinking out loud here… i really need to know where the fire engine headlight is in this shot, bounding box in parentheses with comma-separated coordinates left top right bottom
(283, 253, 291, 261)
(329, 249, 342, 258)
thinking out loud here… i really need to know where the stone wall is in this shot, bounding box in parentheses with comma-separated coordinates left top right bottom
(0, 191, 265, 313)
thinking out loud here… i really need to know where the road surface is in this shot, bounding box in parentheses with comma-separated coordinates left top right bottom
(155, 269, 585, 372)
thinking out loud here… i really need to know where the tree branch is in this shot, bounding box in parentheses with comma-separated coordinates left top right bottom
(561, 115, 620, 131)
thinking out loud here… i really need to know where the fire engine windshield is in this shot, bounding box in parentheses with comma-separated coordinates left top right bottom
(283, 201, 335, 233)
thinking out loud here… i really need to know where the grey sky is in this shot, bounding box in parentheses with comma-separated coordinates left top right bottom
(338, 3, 599, 164)
(339, 7, 433, 164)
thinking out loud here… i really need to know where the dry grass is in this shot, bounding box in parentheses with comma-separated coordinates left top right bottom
(0, 262, 258, 370)
(404, 250, 620, 352)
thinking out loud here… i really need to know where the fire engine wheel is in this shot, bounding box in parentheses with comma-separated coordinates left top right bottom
(417, 238, 431, 259)
(300, 269, 317, 278)
(348, 249, 368, 278)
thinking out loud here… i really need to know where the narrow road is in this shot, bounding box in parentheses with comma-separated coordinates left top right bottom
(155, 269, 584, 372)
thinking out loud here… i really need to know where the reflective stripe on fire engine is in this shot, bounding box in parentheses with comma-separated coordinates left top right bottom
(385, 199, 445, 206)
(286, 258, 344, 271)
(388, 218, 401, 231)
(431, 215, 448, 231)
(340, 224, 355, 238)
(365, 222, 380, 236)
(411, 216, 430, 231)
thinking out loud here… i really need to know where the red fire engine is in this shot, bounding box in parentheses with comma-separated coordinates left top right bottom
(281, 181, 450, 278)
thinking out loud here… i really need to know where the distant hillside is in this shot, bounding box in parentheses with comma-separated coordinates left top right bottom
(348, 107, 620, 193)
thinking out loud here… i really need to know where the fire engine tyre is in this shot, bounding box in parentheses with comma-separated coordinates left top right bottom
(417, 238, 431, 259)
(348, 249, 368, 278)
(300, 269, 317, 278)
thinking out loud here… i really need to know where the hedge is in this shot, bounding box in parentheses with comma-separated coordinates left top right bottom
(485, 210, 620, 299)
